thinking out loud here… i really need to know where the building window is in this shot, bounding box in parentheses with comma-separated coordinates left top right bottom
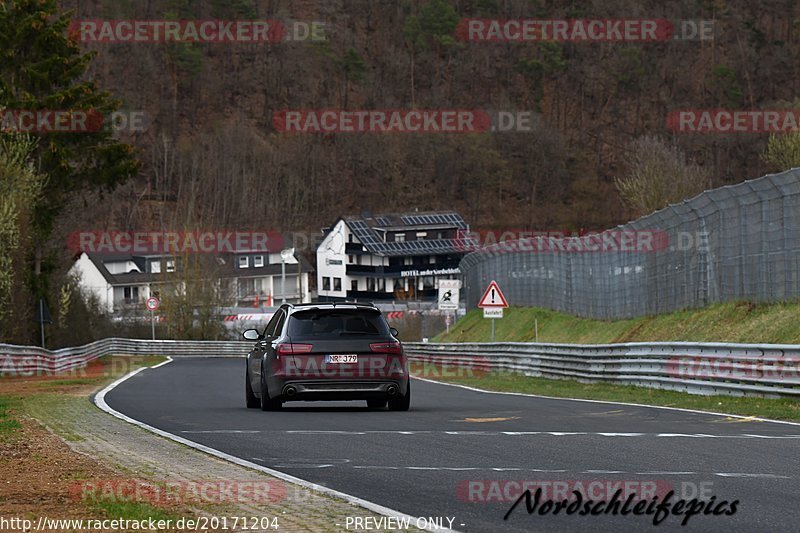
(367, 277, 376, 291)
(333, 277, 342, 291)
(238, 278, 256, 299)
(395, 233, 406, 242)
(393, 278, 403, 290)
(423, 276, 435, 289)
(430, 255, 436, 264)
(123, 286, 139, 301)
(254, 256, 264, 267)
(150, 261, 161, 274)
(377, 278, 386, 292)
(239, 256, 249, 269)
(416, 232, 427, 240)
(404, 257, 413, 266)
(166, 260, 175, 272)
(348, 255, 355, 264)
(351, 279, 358, 292)
(322, 277, 331, 291)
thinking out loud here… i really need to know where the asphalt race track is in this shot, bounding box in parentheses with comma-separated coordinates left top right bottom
(103, 358, 800, 532)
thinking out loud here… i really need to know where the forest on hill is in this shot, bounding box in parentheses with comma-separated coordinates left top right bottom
(60, 0, 800, 235)
(3, 0, 800, 344)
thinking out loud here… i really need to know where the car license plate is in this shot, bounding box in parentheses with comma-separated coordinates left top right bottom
(326, 354, 358, 364)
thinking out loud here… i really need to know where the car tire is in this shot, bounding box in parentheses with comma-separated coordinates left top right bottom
(388, 381, 411, 411)
(367, 399, 387, 409)
(260, 365, 282, 411)
(245, 366, 259, 408)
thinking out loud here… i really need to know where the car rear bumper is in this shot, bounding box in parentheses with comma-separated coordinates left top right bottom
(275, 378, 409, 402)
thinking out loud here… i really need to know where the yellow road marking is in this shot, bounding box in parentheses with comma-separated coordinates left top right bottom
(711, 415, 762, 423)
(462, 417, 521, 423)
(725, 416, 762, 423)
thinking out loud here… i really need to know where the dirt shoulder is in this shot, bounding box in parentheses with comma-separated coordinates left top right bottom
(1, 357, 416, 532)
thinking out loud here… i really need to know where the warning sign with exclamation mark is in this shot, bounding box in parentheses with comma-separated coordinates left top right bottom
(477, 280, 508, 308)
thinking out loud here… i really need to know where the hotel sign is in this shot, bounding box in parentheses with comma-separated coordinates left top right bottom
(400, 267, 460, 277)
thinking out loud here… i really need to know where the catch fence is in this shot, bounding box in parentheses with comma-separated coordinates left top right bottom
(460, 168, 800, 318)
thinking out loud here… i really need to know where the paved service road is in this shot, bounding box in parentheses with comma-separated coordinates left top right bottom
(104, 358, 800, 532)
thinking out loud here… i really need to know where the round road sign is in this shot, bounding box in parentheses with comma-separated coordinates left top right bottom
(145, 297, 160, 311)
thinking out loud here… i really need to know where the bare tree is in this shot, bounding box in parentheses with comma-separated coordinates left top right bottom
(761, 132, 800, 171)
(614, 136, 709, 216)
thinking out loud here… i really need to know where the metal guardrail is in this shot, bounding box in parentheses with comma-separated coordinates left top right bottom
(3, 338, 800, 398)
(404, 341, 800, 398)
(0, 338, 250, 375)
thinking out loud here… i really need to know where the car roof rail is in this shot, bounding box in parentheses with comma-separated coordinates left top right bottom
(335, 300, 376, 307)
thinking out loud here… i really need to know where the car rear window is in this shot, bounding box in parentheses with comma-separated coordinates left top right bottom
(287, 309, 389, 337)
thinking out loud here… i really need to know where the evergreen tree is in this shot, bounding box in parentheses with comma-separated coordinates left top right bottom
(0, 0, 139, 334)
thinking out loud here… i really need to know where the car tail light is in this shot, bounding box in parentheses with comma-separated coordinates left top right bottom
(277, 343, 313, 355)
(370, 341, 403, 355)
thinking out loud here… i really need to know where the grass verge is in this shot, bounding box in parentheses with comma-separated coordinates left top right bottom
(0, 396, 21, 437)
(85, 498, 183, 523)
(429, 371, 800, 422)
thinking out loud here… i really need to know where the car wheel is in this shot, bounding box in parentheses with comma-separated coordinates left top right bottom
(260, 365, 282, 411)
(245, 366, 259, 408)
(388, 381, 411, 411)
(367, 399, 387, 409)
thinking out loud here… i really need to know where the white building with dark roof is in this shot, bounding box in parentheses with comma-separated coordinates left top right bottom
(316, 211, 474, 301)
(70, 250, 313, 314)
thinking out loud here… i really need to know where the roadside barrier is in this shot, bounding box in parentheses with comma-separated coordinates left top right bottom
(404, 341, 800, 398)
(2, 338, 800, 398)
(0, 338, 250, 375)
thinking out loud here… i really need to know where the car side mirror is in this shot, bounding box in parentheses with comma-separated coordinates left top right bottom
(389, 327, 399, 337)
(243, 329, 263, 341)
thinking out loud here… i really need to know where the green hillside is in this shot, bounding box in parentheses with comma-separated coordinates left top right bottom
(435, 301, 800, 344)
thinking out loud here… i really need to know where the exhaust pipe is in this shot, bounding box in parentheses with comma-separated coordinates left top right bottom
(285, 386, 297, 397)
(386, 385, 398, 397)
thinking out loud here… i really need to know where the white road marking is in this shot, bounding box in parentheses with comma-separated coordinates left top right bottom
(150, 357, 173, 369)
(715, 473, 791, 479)
(273, 464, 335, 469)
(281, 464, 789, 478)
(636, 471, 696, 475)
(284, 430, 800, 439)
(182, 430, 260, 434)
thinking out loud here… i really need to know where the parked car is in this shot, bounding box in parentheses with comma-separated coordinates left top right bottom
(243, 302, 410, 411)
